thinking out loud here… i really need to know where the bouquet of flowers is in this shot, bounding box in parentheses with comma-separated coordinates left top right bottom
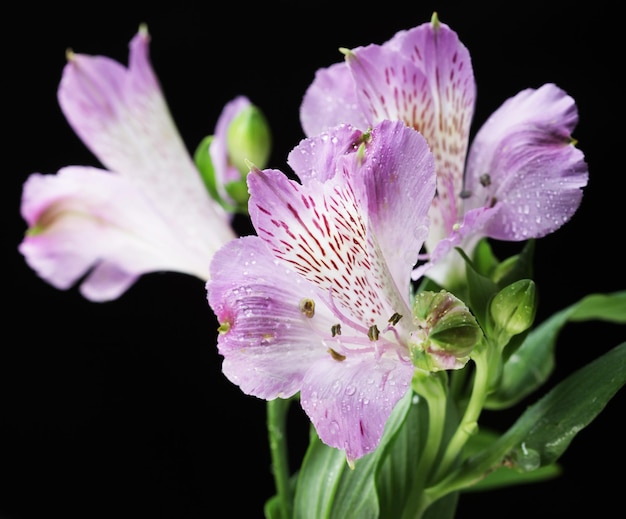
(16, 10, 625, 519)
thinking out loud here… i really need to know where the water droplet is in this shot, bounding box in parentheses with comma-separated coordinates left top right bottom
(345, 384, 356, 396)
(513, 442, 541, 472)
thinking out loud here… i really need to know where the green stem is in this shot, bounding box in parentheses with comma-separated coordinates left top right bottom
(431, 348, 491, 483)
(401, 372, 448, 519)
(267, 398, 293, 519)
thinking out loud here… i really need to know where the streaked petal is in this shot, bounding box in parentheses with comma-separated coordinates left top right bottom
(207, 236, 337, 399)
(249, 122, 433, 328)
(300, 62, 369, 138)
(348, 19, 476, 239)
(301, 353, 412, 463)
(19, 167, 219, 301)
(464, 84, 588, 240)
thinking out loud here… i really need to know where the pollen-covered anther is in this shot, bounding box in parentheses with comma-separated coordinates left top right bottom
(368, 325, 380, 341)
(331, 323, 342, 337)
(299, 298, 316, 318)
(388, 312, 403, 325)
(328, 348, 346, 362)
(479, 173, 491, 187)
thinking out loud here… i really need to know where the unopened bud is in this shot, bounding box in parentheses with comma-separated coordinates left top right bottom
(410, 290, 482, 371)
(489, 279, 537, 337)
(227, 104, 272, 175)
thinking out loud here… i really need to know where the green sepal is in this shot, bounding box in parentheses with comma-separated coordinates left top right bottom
(193, 135, 249, 214)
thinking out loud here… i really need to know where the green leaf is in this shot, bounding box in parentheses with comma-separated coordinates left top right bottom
(375, 394, 429, 519)
(463, 463, 561, 491)
(486, 291, 626, 409)
(569, 291, 626, 321)
(457, 248, 498, 330)
(423, 492, 459, 519)
(492, 239, 535, 287)
(435, 342, 626, 495)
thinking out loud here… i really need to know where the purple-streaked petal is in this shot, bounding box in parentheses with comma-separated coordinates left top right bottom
(301, 353, 413, 463)
(58, 27, 233, 258)
(19, 167, 222, 301)
(300, 62, 370, 138)
(464, 84, 588, 240)
(248, 165, 397, 327)
(286, 121, 435, 309)
(207, 236, 338, 399)
(347, 19, 475, 242)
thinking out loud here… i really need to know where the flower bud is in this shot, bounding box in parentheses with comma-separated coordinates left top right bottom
(193, 98, 272, 215)
(489, 279, 537, 337)
(227, 103, 272, 175)
(410, 290, 482, 371)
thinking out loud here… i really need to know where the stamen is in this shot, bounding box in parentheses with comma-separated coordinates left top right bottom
(299, 298, 315, 318)
(479, 173, 491, 187)
(325, 287, 370, 336)
(388, 312, 402, 325)
(331, 324, 342, 337)
(328, 348, 347, 361)
(368, 325, 380, 341)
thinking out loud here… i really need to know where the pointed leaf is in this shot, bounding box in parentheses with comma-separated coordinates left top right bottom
(439, 342, 626, 494)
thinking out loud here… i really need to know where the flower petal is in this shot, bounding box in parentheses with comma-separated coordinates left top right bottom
(464, 84, 588, 240)
(207, 236, 337, 399)
(58, 27, 234, 260)
(301, 353, 413, 463)
(354, 120, 436, 294)
(347, 19, 475, 240)
(250, 121, 436, 328)
(19, 167, 220, 301)
(300, 62, 369, 138)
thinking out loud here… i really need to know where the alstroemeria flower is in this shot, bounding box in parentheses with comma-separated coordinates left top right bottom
(19, 25, 236, 302)
(208, 120, 442, 463)
(300, 13, 588, 289)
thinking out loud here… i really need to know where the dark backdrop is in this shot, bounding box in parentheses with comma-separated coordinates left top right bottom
(4, 2, 624, 518)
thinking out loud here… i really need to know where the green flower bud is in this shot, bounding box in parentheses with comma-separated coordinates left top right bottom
(489, 279, 537, 337)
(410, 290, 482, 371)
(227, 104, 272, 175)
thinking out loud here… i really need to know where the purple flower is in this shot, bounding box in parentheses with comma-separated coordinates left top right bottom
(300, 13, 588, 288)
(19, 26, 236, 301)
(207, 120, 441, 463)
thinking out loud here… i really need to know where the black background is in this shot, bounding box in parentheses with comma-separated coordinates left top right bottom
(3, 2, 625, 518)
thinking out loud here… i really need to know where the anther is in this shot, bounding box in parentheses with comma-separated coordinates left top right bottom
(388, 313, 402, 325)
(368, 325, 380, 341)
(299, 298, 315, 318)
(328, 348, 346, 362)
